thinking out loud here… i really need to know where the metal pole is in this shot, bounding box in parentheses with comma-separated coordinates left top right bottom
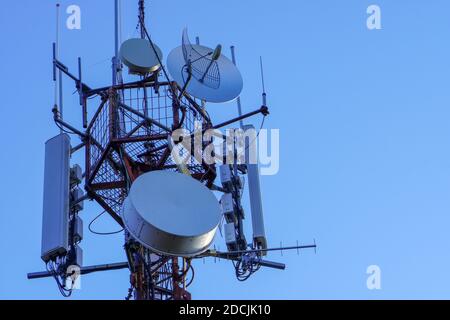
(230, 46, 244, 129)
(113, 0, 118, 86)
(139, 0, 146, 39)
(59, 70, 63, 127)
(213, 107, 269, 130)
(135, 0, 151, 301)
(27, 262, 130, 280)
(55, 4, 59, 105)
(138, 0, 150, 120)
(56, 4, 64, 131)
(113, 0, 123, 86)
(113, 0, 126, 135)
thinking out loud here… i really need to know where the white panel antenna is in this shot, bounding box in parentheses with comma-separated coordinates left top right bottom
(244, 125, 268, 252)
(41, 134, 71, 262)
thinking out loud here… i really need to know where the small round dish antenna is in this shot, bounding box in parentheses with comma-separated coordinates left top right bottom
(120, 38, 163, 75)
(122, 171, 221, 257)
(167, 29, 243, 103)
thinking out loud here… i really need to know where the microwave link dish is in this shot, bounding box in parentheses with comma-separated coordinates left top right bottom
(122, 171, 222, 257)
(167, 29, 243, 103)
(120, 38, 163, 75)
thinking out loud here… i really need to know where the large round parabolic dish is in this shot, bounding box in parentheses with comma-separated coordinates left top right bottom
(122, 171, 222, 257)
(167, 45, 243, 103)
(120, 38, 163, 74)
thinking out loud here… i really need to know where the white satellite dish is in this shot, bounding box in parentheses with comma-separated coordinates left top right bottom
(120, 38, 163, 75)
(122, 171, 221, 257)
(167, 29, 243, 103)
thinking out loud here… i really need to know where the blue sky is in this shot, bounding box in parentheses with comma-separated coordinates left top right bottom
(1, 0, 450, 299)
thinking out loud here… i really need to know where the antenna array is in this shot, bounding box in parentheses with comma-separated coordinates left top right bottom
(27, 0, 316, 300)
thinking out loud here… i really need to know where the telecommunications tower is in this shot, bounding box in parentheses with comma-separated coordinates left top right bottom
(28, 1, 316, 300)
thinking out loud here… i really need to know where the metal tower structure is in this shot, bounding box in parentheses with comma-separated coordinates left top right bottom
(28, 1, 316, 300)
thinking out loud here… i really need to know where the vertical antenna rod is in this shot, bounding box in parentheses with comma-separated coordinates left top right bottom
(113, 0, 123, 85)
(230, 46, 244, 128)
(114, 0, 120, 58)
(260, 56, 267, 107)
(138, 0, 150, 119)
(55, 3, 64, 131)
(53, 5, 58, 109)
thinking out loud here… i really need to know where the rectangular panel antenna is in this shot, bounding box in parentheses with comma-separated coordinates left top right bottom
(244, 125, 268, 253)
(41, 134, 71, 262)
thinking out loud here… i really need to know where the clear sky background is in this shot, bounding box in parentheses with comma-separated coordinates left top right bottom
(1, 0, 450, 300)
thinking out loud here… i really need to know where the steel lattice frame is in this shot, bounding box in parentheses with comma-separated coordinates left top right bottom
(84, 79, 216, 299)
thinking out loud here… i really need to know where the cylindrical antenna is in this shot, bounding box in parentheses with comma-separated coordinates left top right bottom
(260, 56, 267, 107)
(113, 0, 119, 85)
(114, 0, 119, 60)
(196, 36, 200, 45)
(113, 0, 123, 86)
(118, 0, 122, 44)
(230, 46, 244, 128)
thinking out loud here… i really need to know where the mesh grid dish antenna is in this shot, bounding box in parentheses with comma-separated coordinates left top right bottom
(182, 29, 220, 89)
(167, 28, 243, 103)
